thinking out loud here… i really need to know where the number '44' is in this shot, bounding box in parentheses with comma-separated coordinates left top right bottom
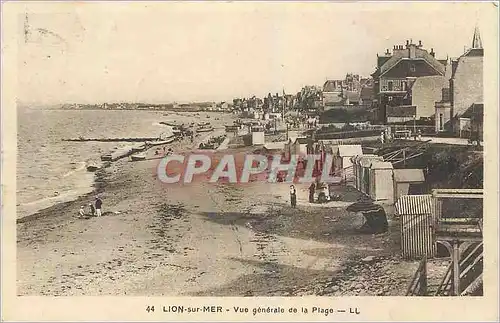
(146, 306, 155, 313)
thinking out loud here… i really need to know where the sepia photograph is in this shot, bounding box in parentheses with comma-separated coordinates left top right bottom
(1, 1, 499, 321)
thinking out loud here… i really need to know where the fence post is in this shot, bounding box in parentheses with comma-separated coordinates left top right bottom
(452, 240, 460, 296)
(421, 256, 428, 295)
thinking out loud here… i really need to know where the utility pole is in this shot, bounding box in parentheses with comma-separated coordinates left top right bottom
(413, 114, 417, 140)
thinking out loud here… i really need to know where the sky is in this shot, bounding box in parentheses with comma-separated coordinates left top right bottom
(14, 1, 496, 105)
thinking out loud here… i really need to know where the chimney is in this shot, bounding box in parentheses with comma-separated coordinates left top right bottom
(430, 48, 435, 57)
(385, 48, 390, 55)
(418, 40, 422, 47)
(393, 45, 397, 50)
(406, 40, 410, 48)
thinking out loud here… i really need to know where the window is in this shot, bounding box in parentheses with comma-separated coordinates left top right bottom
(410, 64, 416, 72)
(388, 81, 393, 91)
(388, 96, 393, 102)
(439, 113, 444, 131)
(402, 81, 407, 91)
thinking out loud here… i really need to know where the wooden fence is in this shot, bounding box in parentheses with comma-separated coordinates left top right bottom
(406, 256, 428, 296)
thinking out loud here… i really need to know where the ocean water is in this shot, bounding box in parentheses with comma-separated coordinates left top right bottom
(16, 107, 226, 219)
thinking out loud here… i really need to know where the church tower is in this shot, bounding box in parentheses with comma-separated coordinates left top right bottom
(472, 25, 483, 49)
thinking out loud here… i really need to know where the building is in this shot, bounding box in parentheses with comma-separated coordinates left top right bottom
(359, 86, 375, 107)
(369, 161, 394, 203)
(393, 169, 426, 202)
(284, 136, 309, 160)
(435, 88, 452, 132)
(434, 27, 483, 136)
(458, 103, 484, 140)
(449, 26, 483, 137)
(372, 40, 448, 123)
(322, 80, 344, 107)
(387, 105, 417, 123)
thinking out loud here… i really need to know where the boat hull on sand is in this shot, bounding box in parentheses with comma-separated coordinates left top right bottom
(131, 154, 147, 161)
(146, 138, 175, 146)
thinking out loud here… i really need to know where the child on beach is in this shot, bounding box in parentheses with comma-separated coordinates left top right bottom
(95, 196, 103, 217)
(290, 185, 297, 208)
(78, 206, 85, 218)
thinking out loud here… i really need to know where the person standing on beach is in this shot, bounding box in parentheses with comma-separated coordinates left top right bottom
(290, 185, 297, 208)
(88, 203, 95, 216)
(308, 182, 316, 203)
(95, 196, 103, 217)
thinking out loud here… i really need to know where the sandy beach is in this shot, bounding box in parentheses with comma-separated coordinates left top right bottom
(16, 127, 444, 297)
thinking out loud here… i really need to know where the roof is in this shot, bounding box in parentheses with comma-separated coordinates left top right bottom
(393, 169, 425, 182)
(464, 48, 484, 57)
(438, 59, 448, 66)
(461, 103, 484, 120)
(379, 46, 446, 77)
(296, 137, 309, 144)
(337, 144, 363, 157)
(370, 161, 393, 170)
(395, 194, 433, 215)
(263, 142, 286, 151)
(323, 80, 342, 92)
(351, 154, 378, 164)
(359, 155, 383, 168)
(288, 136, 308, 145)
(377, 55, 391, 68)
(386, 105, 416, 117)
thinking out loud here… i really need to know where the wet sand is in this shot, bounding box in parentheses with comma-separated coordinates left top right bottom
(17, 134, 421, 296)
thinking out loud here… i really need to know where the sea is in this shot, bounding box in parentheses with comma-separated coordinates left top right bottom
(16, 107, 222, 219)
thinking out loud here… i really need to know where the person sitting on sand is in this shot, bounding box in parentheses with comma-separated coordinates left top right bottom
(78, 206, 85, 218)
(95, 196, 103, 217)
(88, 203, 95, 216)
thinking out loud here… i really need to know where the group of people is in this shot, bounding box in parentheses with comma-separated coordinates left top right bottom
(78, 196, 103, 218)
(289, 182, 330, 208)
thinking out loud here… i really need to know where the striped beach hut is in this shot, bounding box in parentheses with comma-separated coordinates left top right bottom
(395, 194, 436, 259)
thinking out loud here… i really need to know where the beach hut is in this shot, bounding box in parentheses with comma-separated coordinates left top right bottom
(284, 136, 308, 160)
(351, 154, 379, 191)
(393, 169, 426, 201)
(369, 161, 394, 203)
(251, 126, 265, 145)
(395, 194, 436, 259)
(333, 145, 363, 180)
(358, 155, 384, 195)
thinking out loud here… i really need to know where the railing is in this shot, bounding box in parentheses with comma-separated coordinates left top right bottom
(434, 242, 483, 296)
(406, 256, 428, 296)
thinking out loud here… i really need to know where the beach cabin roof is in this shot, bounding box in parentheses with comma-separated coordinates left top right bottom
(336, 145, 363, 157)
(359, 155, 383, 168)
(264, 142, 286, 151)
(288, 136, 307, 145)
(394, 169, 425, 183)
(370, 161, 393, 170)
(351, 154, 377, 164)
(395, 194, 433, 216)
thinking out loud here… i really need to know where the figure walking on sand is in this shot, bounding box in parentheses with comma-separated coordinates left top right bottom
(95, 196, 103, 217)
(290, 185, 297, 208)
